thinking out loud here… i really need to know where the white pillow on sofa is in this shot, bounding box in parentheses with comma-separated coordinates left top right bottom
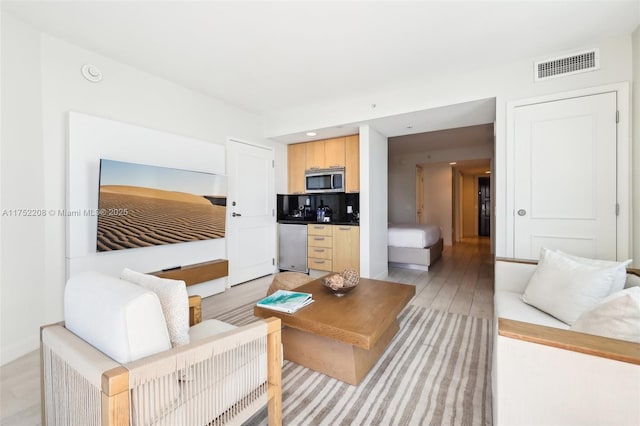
(556, 250, 631, 294)
(121, 268, 190, 347)
(570, 287, 640, 343)
(522, 248, 622, 325)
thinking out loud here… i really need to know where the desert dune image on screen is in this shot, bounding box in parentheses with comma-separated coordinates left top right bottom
(97, 159, 226, 252)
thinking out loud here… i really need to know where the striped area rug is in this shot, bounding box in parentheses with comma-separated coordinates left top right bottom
(213, 302, 493, 425)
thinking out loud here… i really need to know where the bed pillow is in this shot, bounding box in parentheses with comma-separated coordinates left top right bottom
(522, 248, 620, 325)
(554, 250, 631, 294)
(121, 268, 190, 347)
(570, 287, 640, 343)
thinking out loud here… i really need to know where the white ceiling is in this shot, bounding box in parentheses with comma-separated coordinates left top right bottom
(3, 1, 638, 118)
(2, 1, 638, 151)
(389, 122, 494, 156)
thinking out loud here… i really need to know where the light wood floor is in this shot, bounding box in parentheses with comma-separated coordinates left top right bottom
(0, 237, 493, 426)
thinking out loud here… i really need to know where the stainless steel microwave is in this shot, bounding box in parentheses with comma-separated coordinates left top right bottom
(305, 168, 345, 193)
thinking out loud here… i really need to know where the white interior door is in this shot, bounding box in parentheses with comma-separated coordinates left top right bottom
(513, 92, 617, 260)
(227, 140, 275, 286)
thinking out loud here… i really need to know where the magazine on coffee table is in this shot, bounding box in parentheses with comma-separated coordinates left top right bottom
(256, 289, 314, 314)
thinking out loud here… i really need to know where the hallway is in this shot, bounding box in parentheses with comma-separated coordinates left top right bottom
(387, 237, 494, 319)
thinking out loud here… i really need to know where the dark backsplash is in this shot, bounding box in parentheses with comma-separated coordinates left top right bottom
(277, 193, 359, 223)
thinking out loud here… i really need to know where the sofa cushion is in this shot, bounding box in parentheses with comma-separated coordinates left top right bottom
(121, 268, 190, 347)
(189, 319, 238, 341)
(64, 271, 171, 364)
(522, 248, 620, 325)
(570, 287, 640, 343)
(495, 290, 569, 330)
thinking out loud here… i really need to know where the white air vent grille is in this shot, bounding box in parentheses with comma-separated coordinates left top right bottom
(534, 49, 599, 81)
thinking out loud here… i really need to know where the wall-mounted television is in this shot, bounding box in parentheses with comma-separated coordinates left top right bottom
(96, 159, 227, 252)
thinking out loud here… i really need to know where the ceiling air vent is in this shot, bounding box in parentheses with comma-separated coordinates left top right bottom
(534, 49, 599, 82)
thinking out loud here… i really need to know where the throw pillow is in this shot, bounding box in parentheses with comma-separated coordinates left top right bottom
(522, 248, 620, 325)
(555, 250, 631, 294)
(121, 268, 190, 347)
(570, 287, 640, 343)
(625, 273, 640, 289)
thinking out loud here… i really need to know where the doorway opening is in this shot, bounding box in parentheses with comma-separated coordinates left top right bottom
(416, 165, 424, 223)
(478, 176, 490, 237)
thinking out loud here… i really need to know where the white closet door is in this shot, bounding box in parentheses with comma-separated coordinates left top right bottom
(513, 92, 617, 260)
(226, 140, 275, 285)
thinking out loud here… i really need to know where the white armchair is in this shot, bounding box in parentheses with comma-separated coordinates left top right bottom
(40, 271, 282, 426)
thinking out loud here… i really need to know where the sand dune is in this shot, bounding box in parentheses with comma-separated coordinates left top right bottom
(100, 185, 225, 206)
(97, 191, 226, 252)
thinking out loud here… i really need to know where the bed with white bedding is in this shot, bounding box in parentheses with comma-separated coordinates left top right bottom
(388, 223, 443, 271)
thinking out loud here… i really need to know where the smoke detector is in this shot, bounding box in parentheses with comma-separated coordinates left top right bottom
(81, 64, 103, 82)
(534, 49, 599, 82)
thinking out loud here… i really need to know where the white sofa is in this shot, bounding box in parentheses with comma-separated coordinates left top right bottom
(493, 258, 640, 426)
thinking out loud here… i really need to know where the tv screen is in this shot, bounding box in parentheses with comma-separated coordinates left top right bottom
(96, 159, 226, 252)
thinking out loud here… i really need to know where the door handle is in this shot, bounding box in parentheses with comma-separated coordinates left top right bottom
(232, 212, 242, 217)
(517, 209, 526, 216)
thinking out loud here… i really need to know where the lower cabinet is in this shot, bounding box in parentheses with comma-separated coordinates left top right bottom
(307, 224, 333, 272)
(332, 225, 360, 274)
(307, 224, 360, 274)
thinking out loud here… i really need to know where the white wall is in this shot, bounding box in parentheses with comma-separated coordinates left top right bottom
(359, 125, 388, 279)
(423, 164, 453, 245)
(633, 25, 639, 267)
(0, 13, 268, 365)
(388, 145, 492, 223)
(273, 141, 288, 194)
(266, 34, 634, 262)
(0, 12, 46, 366)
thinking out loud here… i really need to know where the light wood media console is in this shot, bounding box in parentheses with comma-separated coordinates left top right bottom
(150, 259, 228, 286)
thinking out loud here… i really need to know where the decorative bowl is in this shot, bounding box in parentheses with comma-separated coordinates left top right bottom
(321, 269, 360, 297)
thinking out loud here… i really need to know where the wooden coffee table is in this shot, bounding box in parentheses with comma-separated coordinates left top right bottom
(254, 277, 415, 385)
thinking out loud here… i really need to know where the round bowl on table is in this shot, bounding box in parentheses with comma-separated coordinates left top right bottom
(321, 272, 359, 297)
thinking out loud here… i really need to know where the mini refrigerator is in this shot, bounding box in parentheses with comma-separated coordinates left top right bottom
(278, 223, 308, 273)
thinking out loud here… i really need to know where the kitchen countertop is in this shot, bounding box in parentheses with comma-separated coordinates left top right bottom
(278, 219, 359, 226)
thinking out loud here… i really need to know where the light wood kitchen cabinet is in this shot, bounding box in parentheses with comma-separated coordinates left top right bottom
(305, 140, 326, 171)
(288, 143, 306, 194)
(345, 134, 359, 193)
(288, 134, 358, 193)
(332, 225, 360, 274)
(305, 137, 346, 170)
(307, 224, 333, 271)
(324, 137, 346, 169)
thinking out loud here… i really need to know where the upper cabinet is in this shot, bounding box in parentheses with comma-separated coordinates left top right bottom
(287, 134, 359, 194)
(288, 143, 306, 194)
(305, 140, 326, 170)
(305, 137, 345, 170)
(324, 138, 346, 169)
(345, 135, 359, 193)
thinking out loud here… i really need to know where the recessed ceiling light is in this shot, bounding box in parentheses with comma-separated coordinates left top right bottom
(306, 132, 317, 136)
(449, 162, 457, 165)
(406, 124, 413, 129)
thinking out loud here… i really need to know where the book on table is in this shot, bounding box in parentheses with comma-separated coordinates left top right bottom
(256, 289, 314, 314)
